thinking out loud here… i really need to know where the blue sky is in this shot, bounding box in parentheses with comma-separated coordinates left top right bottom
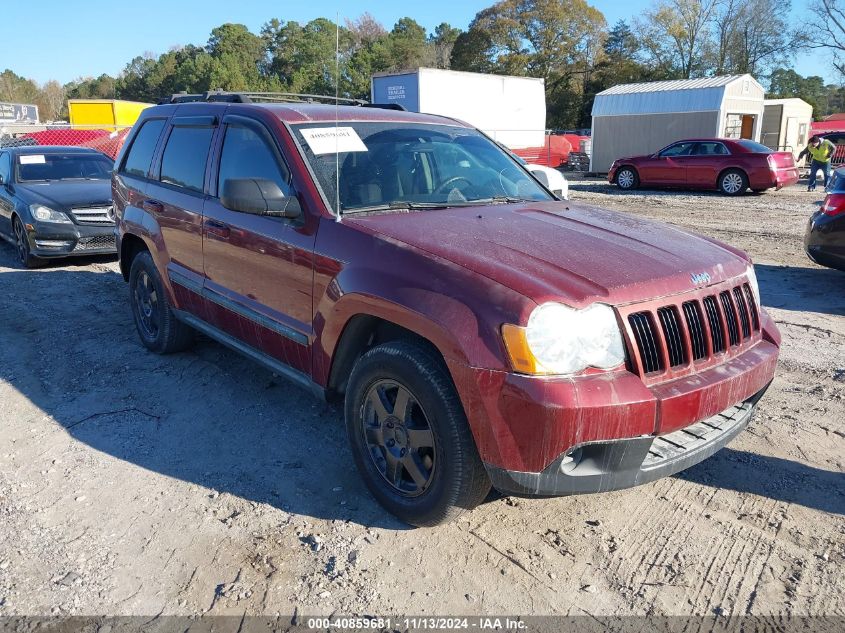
(1, 0, 832, 86)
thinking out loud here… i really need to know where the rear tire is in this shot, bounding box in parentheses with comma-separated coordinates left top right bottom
(616, 167, 639, 190)
(719, 169, 748, 195)
(129, 250, 193, 354)
(345, 340, 491, 526)
(13, 217, 42, 269)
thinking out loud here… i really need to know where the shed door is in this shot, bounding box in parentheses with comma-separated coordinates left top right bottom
(760, 105, 782, 149)
(740, 115, 754, 140)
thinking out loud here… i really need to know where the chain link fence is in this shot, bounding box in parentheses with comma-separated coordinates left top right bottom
(0, 124, 132, 159)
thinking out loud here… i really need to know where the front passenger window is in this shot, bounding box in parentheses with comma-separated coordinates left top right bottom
(218, 125, 292, 197)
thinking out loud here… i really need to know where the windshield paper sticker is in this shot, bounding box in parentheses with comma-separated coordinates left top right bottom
(19, 155, 46, 164)
(300, 127, 368, 155)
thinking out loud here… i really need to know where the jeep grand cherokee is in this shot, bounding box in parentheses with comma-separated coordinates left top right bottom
(113, 93, 779, 527)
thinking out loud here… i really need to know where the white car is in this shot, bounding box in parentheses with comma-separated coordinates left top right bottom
(508, 152, 569, 199)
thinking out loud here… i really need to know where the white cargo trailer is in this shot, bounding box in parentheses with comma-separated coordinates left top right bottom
(371, 68, 546, 149)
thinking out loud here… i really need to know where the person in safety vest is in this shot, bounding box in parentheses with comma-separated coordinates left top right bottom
(798, 135, 837, 191)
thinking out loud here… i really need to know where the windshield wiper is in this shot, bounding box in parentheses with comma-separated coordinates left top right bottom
(344, 200, 477, 214)
(480, 196, 529, 204)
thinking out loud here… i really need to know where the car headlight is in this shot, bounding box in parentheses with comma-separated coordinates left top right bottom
(502, 302, 626, 375)
(30, 204, 72, 224)
(745, 263, 760, 306)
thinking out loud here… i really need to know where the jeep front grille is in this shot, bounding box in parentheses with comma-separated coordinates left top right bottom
(625, 282, 760, 378)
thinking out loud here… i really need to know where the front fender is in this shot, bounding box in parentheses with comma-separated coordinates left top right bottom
(310, 220, 535, 387)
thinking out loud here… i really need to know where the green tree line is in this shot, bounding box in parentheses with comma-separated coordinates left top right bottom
(1, 0, 843, 128)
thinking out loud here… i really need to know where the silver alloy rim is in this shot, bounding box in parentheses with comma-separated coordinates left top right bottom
(618, 170, 634, 189)
(723, 173, 743, 194)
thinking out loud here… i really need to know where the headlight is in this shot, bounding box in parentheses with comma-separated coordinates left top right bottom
(30, 204, 72, 224)
(502, 302, 626, 375)
(745, 263, 760, 306)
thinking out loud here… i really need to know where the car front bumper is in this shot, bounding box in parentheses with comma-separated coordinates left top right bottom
(484, 383, 767, 496)
(27, 222, 117, 258)
(447, 311, 780, 497)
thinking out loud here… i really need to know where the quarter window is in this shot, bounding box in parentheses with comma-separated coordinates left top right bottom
(122, 119, 165, 178)
(0, 152, 10, 183)
(159, 126, 215, 193)
(217, 124, 291, 196)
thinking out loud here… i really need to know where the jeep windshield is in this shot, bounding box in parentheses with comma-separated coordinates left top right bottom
(16, 153, 114, 182)
(291, 121, 554, 214)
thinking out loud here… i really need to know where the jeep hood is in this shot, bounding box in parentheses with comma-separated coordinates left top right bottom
(347, 201, 750, 307)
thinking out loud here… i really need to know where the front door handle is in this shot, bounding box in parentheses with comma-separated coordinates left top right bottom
(205, 219, 230, 239)
(142, 199, 163, 213)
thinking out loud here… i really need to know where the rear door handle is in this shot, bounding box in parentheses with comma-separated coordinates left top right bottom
(205, 219, 230, 239)
(141, 199, 163, 213)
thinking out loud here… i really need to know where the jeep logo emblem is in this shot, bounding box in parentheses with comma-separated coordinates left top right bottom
(691, 272, 711, 285)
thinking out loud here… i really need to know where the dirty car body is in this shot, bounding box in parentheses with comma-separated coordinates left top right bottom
(113, 99, 780, 525)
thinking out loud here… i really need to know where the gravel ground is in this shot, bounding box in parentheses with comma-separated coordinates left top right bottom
(0, 179, 842, 619)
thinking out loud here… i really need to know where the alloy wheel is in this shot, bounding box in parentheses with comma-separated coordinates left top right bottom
(14, 220, 28, 265)
(722, 172, 743, 194)
(618, 169, 635, 189)
(360, 379, 436, 497)
(134, 270, 160, 339)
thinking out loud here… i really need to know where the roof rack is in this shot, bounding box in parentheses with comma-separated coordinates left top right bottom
(160, 90, 405, 111)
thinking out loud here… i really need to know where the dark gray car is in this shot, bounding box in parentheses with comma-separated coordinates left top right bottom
(0, 145, 116, 268)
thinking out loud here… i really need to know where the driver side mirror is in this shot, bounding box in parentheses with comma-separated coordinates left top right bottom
(221, 178, 301, 219)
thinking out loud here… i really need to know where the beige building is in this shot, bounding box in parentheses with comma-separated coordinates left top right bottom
(590, 75, 766, 173)
(761, 98, 814, 157)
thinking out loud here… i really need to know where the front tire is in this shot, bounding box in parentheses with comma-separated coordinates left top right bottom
(719, 169, 748, 195)
(616, 167, 639, 190)
(129, 251, 193, 354)
(345, 341, 491, 526)
(13, 217, 42, 269)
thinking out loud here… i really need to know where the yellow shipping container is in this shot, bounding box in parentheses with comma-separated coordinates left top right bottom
(68, 99, 151, 128)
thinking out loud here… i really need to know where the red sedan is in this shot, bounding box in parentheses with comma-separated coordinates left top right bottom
(608, 138, 799, 195)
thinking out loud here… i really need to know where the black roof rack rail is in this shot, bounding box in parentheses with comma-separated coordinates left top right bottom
(160, 90, 405, 110)
(363, 102, 407, 111)
(161, 90, 377, 106)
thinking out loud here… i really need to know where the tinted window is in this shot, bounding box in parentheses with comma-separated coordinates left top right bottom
(659, 142, 696, 157)
(123, 119, 165, 177)
(160, 126, 215, 193)
(736, 140, 772, 154)
(16, 153, 114, 182)
(694, 142, 729, 156)
(0, 152, 10, 183)
(218, 124, 291, 196)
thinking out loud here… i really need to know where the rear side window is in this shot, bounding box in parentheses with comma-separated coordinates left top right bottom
(123, 119, 165, 177)
(160, 126, 215, 193)
(217, 124, 292, 196)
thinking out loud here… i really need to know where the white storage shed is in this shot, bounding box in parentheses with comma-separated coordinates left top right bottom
(590, 74, 766, 172)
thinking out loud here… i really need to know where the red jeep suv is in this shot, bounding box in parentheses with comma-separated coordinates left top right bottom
(113, 93, 780, 526)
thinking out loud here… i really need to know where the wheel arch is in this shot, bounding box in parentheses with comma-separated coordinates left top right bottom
(119, 232, 150, 281)
(717, 166, 748, 189)
(324, 312, 452, 401)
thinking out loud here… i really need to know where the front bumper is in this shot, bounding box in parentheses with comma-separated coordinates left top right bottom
(27, 222, 117, 258)
(486, 384, 767, 496)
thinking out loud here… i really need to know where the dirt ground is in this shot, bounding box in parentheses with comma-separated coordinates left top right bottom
(0, 179, 842, 620)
